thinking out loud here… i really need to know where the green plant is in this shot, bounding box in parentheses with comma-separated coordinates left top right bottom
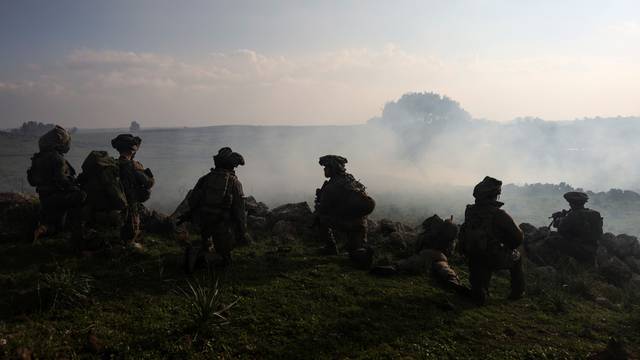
(38, 267, 93, 310)
(176, 277, 239, 331)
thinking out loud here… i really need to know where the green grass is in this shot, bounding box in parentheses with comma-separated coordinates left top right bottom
(0, 231, 638, 359)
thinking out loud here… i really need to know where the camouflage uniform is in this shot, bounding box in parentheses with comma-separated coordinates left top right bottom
(315, 155, 372, 267)
(187, 147, 248, 268)
(393, 215, 468, 294)
(460, 176, 525, 305)
(28, 126, 86, 243)
(551, 191, 602, 266)
(111, 134, 155, 244)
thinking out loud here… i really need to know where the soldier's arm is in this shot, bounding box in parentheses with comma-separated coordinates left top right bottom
(51, 155, 75, 190)
(495, 210, 523, 249)
(231, 178, 248, 235)
(187, 175, 207, 210)
(132, 162, 155, 189)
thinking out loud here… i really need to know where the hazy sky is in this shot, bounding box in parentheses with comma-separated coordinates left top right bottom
(1, 0, 639, 128)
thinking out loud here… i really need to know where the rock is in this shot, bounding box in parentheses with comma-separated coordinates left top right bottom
(588, 338, 638, 360)
(0, 192, 39, 243)
(15, 347, 32, 360)
(532, 265, 557, 278)
(623, 256, 640, 274)
(245, 196, 269, 217)
(629, 275, 640, 292)
(602, 234, 640, 259)
(599, 256, 633, 286)
(269, 202, 313, 226)
(140, 207, 176, 235)
(247, 215, 268, 230)
(597, 246, 611, 267)
(366, 219, 380, 234)
(387, 232, 407, 250)
(519, 222, 537, 235)
(272, 220, 297, 241)
(594, 297, 614, 309)
(378, 219, 412, 235)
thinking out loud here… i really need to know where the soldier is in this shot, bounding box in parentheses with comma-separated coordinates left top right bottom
(314, 155, 375, 269)
(550, 191, 603, 266)
(370, 215, 470, 296)
(458, 176, 525, 306)
(182, 147, 250, 271)
(111, 134, 155, 246)
(28, 125, 86, 244)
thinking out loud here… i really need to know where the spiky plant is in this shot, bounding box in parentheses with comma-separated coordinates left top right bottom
(176, 277, 238, 331)
(39, 267, 93, 310)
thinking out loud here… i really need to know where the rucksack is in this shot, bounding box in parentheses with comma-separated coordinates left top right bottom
(458, 205, 499, 255)
(202, 171, 234, 210)
(343, 182, 376, 218)
(81, 151, 128, 211)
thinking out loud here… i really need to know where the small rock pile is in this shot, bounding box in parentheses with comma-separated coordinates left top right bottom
(0, 193, 39, 242)
(522, 223, 640, 288)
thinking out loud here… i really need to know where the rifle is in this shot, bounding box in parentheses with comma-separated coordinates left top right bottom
(547, 209, 568, 229)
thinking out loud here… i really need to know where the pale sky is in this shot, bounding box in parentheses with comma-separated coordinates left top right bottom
(1, 0, 639, 128)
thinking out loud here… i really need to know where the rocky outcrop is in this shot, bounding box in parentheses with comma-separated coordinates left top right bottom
(0, 193, 39, 242)
(522, 223, 640, 287)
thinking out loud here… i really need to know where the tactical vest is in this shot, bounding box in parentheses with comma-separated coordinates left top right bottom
(459, 205, 500, 255)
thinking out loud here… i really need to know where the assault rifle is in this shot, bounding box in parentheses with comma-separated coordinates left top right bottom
(547, 209, 568, 229)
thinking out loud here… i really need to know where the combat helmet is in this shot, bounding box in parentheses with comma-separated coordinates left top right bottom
(473, 176, 502, 199)
(214, 147, 245, 169)
(319, 155, 348, 173)
(563, 191, 588, 205)
(38, 125, 71, 153)
(111, 134, 142, 152)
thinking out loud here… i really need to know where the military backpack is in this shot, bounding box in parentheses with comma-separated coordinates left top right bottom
(342, 179, 376, 218)
(202, 171, 234, 211)
(458, 205, 500, 255)
(81, 151, 128, 211)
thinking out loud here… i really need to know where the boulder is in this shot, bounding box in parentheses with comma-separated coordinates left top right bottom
(599, 256, 633, 286)
(245, 196, 269, 217)
(0, 192, 39, 242)
(622, 256, 640, 274)
(269, 202, 313, 226)
(247, 215, 268, 230)
(140, 207, 176, 235)
(601, 233, 640, 259)
(272, 220, 297, 242)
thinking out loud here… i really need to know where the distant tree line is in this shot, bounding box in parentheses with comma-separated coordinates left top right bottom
(5, 121, 77, 137)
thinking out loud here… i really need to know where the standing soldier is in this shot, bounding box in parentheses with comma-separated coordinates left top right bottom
(28, 125, 86, 244)
(314, 155, 375, 269)
(182, 147, 250, 271)
(458, 176, 525, 305)
(550, 191, 602, 266)
(111, 134, 154, 247)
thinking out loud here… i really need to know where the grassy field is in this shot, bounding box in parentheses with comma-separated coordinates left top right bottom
(1, 228, 639, 359)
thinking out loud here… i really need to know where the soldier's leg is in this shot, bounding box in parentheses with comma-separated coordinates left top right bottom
(509, 256, 525, 299)
(317, 220, 338, 255)
(469, 257, 490, 305)
(346, 220, 373, 269)
(211, 221, 234, 268)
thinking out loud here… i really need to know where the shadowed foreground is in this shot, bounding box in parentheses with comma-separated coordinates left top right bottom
(0, 229, 639, 359)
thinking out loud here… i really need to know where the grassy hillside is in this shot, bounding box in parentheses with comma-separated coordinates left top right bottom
(1, 229, 639, 359)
